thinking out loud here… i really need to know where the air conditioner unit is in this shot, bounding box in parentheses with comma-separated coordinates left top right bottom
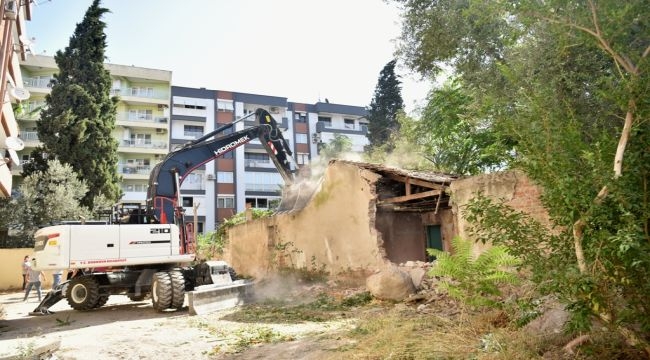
(206, 174, 215, 180)
(154, 154, 162, 159)
(269, 106, 279, 114)
(4, 1, 17, 20)
(155, 128, 167, 134)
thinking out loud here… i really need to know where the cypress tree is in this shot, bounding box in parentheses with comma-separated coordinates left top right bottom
(29, 0, 121, 208)
(365, 59, 404, 152)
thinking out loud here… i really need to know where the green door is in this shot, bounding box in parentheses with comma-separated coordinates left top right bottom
(426, 225, 443, 261)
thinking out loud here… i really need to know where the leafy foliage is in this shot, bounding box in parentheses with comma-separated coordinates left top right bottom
(428, 236, 521, 308)
(196, 208, 273, 260)
(1, 160, 91, 247)
(398, 80, 510, 174)
(25, 0, 121, 208)
(365, 59, 404, 152)
(317, 133, 353, 161)
(395, 0, 650, 348)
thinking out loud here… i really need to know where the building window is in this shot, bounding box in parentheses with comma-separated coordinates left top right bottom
(217, 171, 234, 183)
(184, 125, 203, 138)
(128, 109, 153, 121)
(344, 119, 355, 129)
(318, 116, 332, 127)
(182, 197, 193, 207)
(294, 112, 307, 122)
(217, 99, 234, 112)
(296, 153, 309, 165)
(295, 133, 308, 144)
(245, 197, 281, 209)
(245, 153, 270, 161)
(219, 151, 233, 159)
(217, 196, 235, 208)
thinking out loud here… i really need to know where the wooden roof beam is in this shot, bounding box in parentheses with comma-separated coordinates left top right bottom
(384, 173, 447, 190)
(378, 189, 442, 204)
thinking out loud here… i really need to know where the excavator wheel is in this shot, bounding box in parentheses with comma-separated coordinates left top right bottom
(151, 272, 172, 311)
(94, 294, 110, 308)
(66, 276, 101, 311)
(169, 270, 186, 310)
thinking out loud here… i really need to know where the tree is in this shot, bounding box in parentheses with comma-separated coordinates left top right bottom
(6, 160, 91, 247)
(399, 80, 509, 175)
(395, 0, 650, 350)
(26, 0, 121, 208)
(365, 60, 404, 152)
(318, 134, 353, 161)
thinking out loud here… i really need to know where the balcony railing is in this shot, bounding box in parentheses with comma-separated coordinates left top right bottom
(121, 140, 168, 149)
(19, 131, 39, 142)
(245, 160, 275, 168)
(119, 164, 151, 175)
(245, 183, 282, 192)
(24, 77, 53, 88)
(118, 113, 168, 124)
(316, 121, 368, 133)
(111, 88, 168, 100)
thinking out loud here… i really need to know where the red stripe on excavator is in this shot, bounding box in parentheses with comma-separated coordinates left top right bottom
(47, 233, 59, 239)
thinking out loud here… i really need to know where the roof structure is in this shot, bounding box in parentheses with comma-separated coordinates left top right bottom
(330, 160, 461, 212)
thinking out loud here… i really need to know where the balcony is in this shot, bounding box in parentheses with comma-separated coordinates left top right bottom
(245, 183, 282, 192)
(244, 159, 276, 169)
(120, 140, 168, 150)
(119, 164, 152, 175)
(111, 88, 169, 105)
(24, 77, 53, 89)
(18, 131, 39, 146)
(316, 121, 368, 134)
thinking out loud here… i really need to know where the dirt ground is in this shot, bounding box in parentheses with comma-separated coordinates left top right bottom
(0, 289, 354, 360)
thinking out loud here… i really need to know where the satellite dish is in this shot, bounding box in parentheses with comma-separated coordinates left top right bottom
(5, 136, 25, 151)
(8, 86, 30, 101)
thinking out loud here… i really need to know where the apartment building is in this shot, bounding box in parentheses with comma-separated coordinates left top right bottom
(16, 55, 172, 204)
(171, 86, 368, 233)
(0, 0, 32, 198)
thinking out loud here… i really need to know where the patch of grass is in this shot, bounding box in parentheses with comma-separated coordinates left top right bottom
(226, 291, 376, 324)
(55, 315, 75, 326)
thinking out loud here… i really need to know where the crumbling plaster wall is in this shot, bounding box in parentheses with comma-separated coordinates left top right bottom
(224, 162, 388, 279)
(449, 170, 550, 257)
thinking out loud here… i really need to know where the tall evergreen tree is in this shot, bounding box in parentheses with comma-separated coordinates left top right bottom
(27, 0, 121, 208)
(365, 60, 404, 152)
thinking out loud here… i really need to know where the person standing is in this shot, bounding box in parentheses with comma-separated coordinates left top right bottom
(52, 269, 63, 289)
(21, 255, 29, 290)
(23, 259, 44, 302)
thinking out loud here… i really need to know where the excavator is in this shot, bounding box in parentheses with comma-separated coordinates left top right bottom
(29, 108, 295, 315)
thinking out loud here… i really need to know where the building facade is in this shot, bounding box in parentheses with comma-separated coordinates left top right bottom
(0, 0, 32, 198)
(16, 55, 172, 203)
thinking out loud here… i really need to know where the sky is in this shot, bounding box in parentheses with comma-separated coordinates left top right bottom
(25, 0, 432, 114)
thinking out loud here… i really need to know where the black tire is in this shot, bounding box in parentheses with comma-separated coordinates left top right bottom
(169, 271, 185, 310)
(66, 276, 100, 311)
(94, 294, 109, 308)
(151, 272, 172, 311)
(128, 293, 148, 302)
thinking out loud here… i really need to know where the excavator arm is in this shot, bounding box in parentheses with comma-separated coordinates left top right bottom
(146, 108, 294, 227)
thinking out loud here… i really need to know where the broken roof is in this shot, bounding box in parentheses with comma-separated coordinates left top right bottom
(330, 160, 460, 212)
(330, 159, 460, 184)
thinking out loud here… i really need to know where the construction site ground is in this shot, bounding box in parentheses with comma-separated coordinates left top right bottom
(0, 285, 357, 360)
(0, 278, 633, 360)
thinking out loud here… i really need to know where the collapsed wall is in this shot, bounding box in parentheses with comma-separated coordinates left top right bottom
(449, 170, 550, 257)
(223, 161, 388, 279)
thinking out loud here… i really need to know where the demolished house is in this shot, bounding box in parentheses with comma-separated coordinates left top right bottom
(223, 160, 548, 279)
